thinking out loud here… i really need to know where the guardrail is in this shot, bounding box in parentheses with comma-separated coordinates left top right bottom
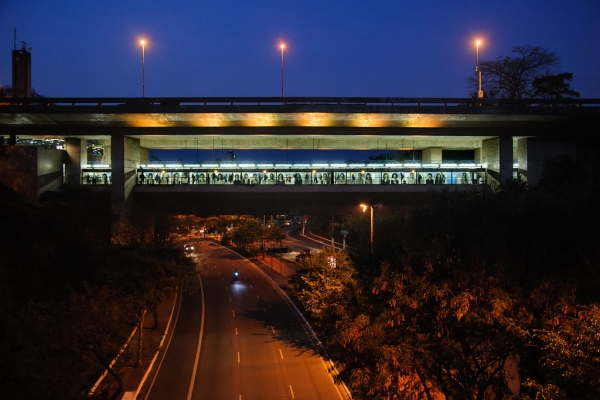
(2, 96, 600, 108)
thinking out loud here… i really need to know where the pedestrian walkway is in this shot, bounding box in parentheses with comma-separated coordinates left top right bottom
(89, 292, 177, 400)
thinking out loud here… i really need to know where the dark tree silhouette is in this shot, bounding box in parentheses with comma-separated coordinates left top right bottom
(532, 72, 580, 99)
(467, 45, 566, 99)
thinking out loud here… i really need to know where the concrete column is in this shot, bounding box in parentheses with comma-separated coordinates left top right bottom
(421, 147, 442, 163)
(111, 136, 141, 202)
(103, 145, 112, 165)
(111, 136, 125, 202)
(499, 136, 513, 184)
(517, 138, 528, 182)
(140, 147, 149, 163)
(65, 138, 87, 185)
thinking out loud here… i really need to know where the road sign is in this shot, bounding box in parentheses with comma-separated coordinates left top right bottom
(340, 229, 349, 235)
(329, 222, 340, 227)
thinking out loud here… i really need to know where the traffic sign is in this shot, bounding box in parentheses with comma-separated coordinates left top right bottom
(340, 229, 349, 235)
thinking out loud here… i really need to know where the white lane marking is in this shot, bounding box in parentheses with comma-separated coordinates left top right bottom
(143, 289, 182, 400)
(232, 310, 236, 318)
(229, 296, 232, 302)
(186, 273, 205, 400)
(238, 352, 240, 363)
(279, 349, 284, 359)
(225, 286, 228, 291)
(210, 242, 347, 400)
(256, 295, 260, 300)
(263, 307, 267, 314)
(289, 385, 295, 399)
(235, 327, 238, 336)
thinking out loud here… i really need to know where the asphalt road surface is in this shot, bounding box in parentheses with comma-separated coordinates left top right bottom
(143, 241, 347, 400)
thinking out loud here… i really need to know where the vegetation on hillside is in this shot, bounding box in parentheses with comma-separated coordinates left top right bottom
(293, 155, 600, 399)
(0, 187, 197, 399)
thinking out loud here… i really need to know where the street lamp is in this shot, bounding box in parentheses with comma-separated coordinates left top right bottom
(360, 202, 382, 250)
(140, 39, 146, 97)
(280, 43, 285, 100)
(475, 39, 483, 98)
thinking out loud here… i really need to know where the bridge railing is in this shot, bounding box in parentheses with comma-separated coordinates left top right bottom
(3, 96, 600, 108)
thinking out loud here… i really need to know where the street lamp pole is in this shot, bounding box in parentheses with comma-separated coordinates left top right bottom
(476, 40, 483, 98)
(280, 43, 285, 100)
(360, 202, 381, 250)
(369, 206, 374, 246)
(140, 39, 146, 98)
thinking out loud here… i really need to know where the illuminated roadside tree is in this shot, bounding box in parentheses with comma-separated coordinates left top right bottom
(294, 155, 600, 399)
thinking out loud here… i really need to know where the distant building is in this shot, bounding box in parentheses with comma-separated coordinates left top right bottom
(12, 43, 31, 98)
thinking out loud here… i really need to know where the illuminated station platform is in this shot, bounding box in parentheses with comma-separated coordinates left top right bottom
(1, 97, 599, 212)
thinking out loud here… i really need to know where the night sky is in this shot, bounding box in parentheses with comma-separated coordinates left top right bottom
(1, 1, 599, 99)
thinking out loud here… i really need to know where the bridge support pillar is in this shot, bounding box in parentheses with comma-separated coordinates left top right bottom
(482, 136, 513, 186)
(422, 147, 442, 163)
(65, 138, 87, 185)
(111, 135, 140, 203)
(102, 144, 111, 165)
(499, 136, 513, 184)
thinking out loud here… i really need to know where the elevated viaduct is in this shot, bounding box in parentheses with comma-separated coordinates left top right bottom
(1, 97, 598, 215)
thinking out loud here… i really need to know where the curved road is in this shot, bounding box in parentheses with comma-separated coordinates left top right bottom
(142, 241, 347, 400)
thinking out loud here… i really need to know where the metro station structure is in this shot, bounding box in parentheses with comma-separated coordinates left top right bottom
(1, 96, 599, 215)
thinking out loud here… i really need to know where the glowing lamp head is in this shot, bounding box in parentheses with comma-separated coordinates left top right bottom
(360, 204, 368, 212)
(476, 40, 481, 46)
(140, 39, 146, 46)
(280, 43, 285, 50)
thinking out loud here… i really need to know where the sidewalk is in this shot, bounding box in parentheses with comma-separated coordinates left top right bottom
(89, 292, 177, 400)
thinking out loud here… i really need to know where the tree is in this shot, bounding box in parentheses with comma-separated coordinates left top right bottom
(470, 45, 562, 99)
(532, 72, 580, 99)
(230, 218, 263, 250)
(294, 161, 600, 398)
(530, 304, 600, 399)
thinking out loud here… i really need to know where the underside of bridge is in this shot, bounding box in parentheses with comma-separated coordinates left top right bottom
(130, 185, 460, 216)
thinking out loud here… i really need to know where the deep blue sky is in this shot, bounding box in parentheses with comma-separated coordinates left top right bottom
(1, 1, 599, 98)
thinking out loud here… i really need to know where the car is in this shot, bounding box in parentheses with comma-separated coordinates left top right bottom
(184, 244, 194, 252)
(295, 248, 311, 262)
(295, 253, 310, 262)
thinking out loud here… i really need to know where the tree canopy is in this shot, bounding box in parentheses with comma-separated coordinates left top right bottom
(294, 155, 600, 399)
(468, 45, 579, 99)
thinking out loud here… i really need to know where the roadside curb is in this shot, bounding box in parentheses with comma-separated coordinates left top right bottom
(120, 290, 179, 400)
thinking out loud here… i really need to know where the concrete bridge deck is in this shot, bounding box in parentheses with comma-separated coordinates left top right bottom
(1, 97, 598, 207)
